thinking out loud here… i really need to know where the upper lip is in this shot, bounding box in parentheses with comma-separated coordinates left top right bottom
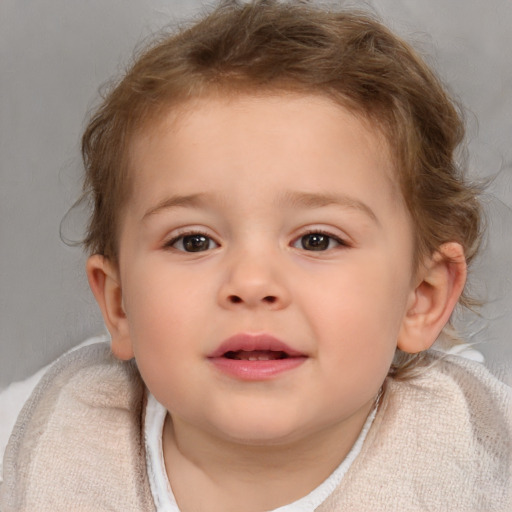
(208, 333, 305, 358)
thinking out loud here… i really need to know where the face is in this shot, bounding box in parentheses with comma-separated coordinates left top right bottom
(113, 94, 417, 445)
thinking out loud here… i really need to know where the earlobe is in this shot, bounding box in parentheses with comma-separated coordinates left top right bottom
(397, 242, 467, 354)
(86, 255, 134, 360)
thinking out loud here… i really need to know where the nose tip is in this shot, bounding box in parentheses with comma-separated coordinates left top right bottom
(219, 255, 290, 310)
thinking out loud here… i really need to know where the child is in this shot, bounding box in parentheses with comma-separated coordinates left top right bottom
(1, 1, 511, 510)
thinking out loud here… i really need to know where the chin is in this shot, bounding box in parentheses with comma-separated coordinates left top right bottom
(211, 415, 315, 447)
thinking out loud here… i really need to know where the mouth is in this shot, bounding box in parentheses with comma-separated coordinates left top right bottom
(208, 334, 307, 380)
(223, 350, 291, 361)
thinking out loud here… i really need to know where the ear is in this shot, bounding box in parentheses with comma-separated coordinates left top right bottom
(397, 242, 467, 354)
(86, 255, 134, 360)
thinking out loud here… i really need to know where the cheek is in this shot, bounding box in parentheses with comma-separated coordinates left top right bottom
(124, 258, 202, 317)
(307, 259, 410, 361)
(120, 271, 187, 365)
(122, 270, 208, 410)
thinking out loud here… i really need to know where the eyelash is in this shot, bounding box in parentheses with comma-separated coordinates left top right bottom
(163, 228, 349, 253)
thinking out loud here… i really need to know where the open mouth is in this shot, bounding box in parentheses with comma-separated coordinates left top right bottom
(223, 350, 290, 361)
(209, 334, 306, 380)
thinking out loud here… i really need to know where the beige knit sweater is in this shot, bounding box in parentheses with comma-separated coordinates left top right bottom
(1, 343, 511, 511)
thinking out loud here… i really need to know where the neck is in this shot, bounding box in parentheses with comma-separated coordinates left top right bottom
(162, 399, 375, 512)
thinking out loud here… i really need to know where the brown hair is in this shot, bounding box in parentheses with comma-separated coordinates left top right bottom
(81, 0, 482, 366)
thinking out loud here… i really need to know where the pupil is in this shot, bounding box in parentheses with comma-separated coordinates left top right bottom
(183, 235, 209, 252)
(302, 233, 329, 251)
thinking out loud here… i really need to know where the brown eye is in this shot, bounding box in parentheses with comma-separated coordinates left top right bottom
(183, 235, 210, 252)
(300, 233, 331, 251)
(170, 234, 218, 252)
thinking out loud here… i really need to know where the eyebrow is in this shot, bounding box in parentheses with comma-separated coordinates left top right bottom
(142, 190, 379, 224)
(142, 193, 209, 220)
(277, 191, 379, 224)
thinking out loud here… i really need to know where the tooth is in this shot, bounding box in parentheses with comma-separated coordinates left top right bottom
(248, 356, 257, 361)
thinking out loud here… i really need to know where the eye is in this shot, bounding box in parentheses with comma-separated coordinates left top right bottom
(293, 232, 344, 251)
(168, 233, 219, 252)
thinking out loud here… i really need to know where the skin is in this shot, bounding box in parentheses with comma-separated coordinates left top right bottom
(87, 94, 466, 512)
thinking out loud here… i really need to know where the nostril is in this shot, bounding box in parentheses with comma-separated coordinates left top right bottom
(227, 295, 277, 305)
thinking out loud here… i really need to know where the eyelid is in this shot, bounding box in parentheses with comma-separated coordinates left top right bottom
(304, 228, 349, 245)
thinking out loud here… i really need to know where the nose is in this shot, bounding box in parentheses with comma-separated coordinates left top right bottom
(217, 250, 291, 310)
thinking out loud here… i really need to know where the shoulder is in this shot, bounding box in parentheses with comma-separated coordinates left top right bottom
(320, 351, 512, 511)
(389, 350, 511, 436)
(0, 343, 154, 511)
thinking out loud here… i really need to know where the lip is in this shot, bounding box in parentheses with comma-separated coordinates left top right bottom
(208, 333, 307, 381)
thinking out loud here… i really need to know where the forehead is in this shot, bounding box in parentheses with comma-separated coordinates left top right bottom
(133, 93, 396, 172)
(126, 93, 404, 218)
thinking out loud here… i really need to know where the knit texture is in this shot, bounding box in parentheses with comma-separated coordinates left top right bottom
(318, 352, 512, 511)
(0, 343, 154, 511)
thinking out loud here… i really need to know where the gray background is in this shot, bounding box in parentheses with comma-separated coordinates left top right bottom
(1, 0, 511, 389)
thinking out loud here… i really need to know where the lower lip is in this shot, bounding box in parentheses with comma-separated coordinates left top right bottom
(209, 357, 306, 380)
